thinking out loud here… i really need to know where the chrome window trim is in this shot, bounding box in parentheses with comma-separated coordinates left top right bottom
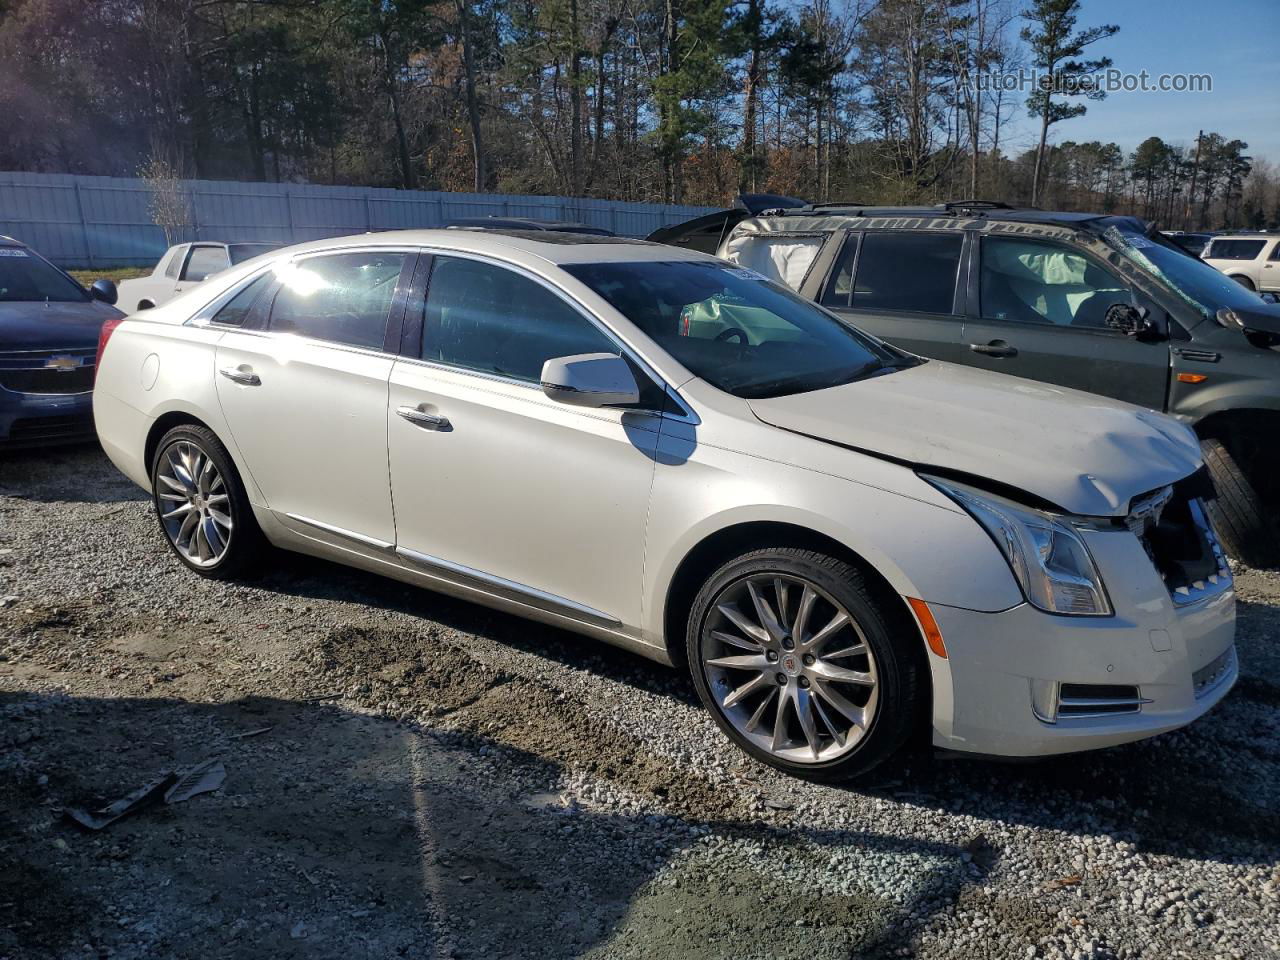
(396, 546, 620, 627)
(413, 246, 696, 422)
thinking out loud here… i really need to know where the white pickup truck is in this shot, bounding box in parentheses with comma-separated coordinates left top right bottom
(118, 242, 280, 312)
(1201, 234, 1280, 294)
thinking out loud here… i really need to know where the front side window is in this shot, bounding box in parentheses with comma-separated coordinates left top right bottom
(0, 248, 89, 303)
(182, 246, 230, 282)
(848, 232, 962, 314)
(980, 237, 1130, 329)
(1205, 239, 1266, 261)
(421, 256, 619, 382)
(269, 251, 407, 349)
(1270, 242, 1280, 262)
(210, 273, 272, 327)
(564, 259, 915, 399)
(722, 234, 826, 291)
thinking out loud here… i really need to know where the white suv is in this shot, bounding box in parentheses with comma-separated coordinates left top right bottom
(93, 230, 1236, 780)
(1202, 234, 1280, 293)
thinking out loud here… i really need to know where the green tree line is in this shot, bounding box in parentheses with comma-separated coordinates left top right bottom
(0, 0, 1274, 228)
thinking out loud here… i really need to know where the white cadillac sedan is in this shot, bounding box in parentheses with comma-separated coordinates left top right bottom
(93, 230, 1237, 780)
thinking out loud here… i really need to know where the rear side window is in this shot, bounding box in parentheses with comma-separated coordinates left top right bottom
(182, 246, 229, 282)
(844, 232, 962, 313)
(421, 256, 618, 382)
(1206, 239, 1265, 260)
(269, 251, 407, 349)
(722, 234, 825, 291)
(210, 273, 272, 327)
(163, 246, 187, 279)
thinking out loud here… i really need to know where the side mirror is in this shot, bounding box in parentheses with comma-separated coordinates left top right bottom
(540, 353, 640, 408)
(89, 278, 118, 305)
(1105, 303, 1160, 341)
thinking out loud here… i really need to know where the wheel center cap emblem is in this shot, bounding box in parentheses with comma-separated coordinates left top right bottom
(781, 653, 801, 676)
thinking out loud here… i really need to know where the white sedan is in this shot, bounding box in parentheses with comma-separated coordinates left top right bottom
(92, 229, 1236, 779)
(117, 241, 280, 313)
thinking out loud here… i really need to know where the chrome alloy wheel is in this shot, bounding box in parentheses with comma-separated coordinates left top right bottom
(155, 440, 234, 568)
(700, 574, 879, 764)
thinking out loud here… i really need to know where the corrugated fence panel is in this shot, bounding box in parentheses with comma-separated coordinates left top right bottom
(0, 172, 721, 266)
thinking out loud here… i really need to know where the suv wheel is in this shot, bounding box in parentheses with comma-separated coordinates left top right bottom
(1230, 275, 1256, 291)
(687, 547, 922, 781)
(1201, 437, 1279, 568)
(150, 425, 264, 579)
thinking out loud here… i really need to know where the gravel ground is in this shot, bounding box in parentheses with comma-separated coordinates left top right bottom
(2, 445, 1278, 960)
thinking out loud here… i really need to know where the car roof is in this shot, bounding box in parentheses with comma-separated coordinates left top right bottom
(258, 228, 715, 266)
(445, 217, 613, 234)
(0, 235, 25, 247)
(1206, 233, 1276, 240)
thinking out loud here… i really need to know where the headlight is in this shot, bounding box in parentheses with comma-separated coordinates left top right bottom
(923, 476, 1112, 617)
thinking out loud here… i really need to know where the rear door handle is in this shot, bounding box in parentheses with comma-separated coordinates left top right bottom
(219, 366, 261, 386)
(397, 405, 451, 431)
(969, 341, 1018, 358)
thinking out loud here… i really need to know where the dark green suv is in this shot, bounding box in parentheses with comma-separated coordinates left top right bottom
(657, 201, 1280, 566)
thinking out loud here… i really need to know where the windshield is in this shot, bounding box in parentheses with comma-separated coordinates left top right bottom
(1103, 227, 1266, 322)
(0, 248, 89, 303)
(564, 260, 915, 398)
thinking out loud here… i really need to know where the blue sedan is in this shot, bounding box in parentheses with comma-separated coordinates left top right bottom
(0, 237, 122, 448)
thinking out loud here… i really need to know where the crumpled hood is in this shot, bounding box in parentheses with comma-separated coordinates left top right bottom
(748, 361, 1202, 517)
(0, 299, 120, 350)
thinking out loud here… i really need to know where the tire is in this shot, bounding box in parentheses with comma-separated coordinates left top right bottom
(1201, 437, 1279, 568)
(1230, 275, 1255, 291)
(150, 424, 265, 579)
(686, 547, 923, 782)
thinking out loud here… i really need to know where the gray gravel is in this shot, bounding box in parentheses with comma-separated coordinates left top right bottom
(2, 445, 1278, 960)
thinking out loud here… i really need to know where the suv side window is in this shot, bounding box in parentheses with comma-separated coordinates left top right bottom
(980, 237, 1130, 330)
(722, 234, 826, 290)
(182, 246, 229, 282)
(1270, 242, 1280, 262)
(1206, 239, 1266, 260)
(819, 234, 859, 307)
(269, 251, 407, 349)
(422, 256, 619, 383)
(836, 232, 962, 313)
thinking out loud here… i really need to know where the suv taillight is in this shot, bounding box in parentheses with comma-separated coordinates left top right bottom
(94, 316, 125, 383)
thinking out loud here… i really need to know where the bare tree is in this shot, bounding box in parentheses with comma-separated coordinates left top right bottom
(139, 153, 192, 246)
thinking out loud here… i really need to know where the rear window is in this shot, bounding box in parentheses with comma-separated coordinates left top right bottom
(1205, 239, 1266, 260)
(0, 247, 88, 302)
(833, 232, 962, 314)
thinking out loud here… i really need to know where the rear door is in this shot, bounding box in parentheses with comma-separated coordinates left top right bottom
(959, 234, 1170, 408)
(215, 248, 414, 548)
(1263, 240, 1280, 292)
(816, 230, 969, 362)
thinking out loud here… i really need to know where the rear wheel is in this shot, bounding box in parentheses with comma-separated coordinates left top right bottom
(150, 425, 264, 579)
(1201, 437, 1279, 568)
(687, 547, 922, 782)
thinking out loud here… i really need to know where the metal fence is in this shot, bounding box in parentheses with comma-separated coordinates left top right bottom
(0, 171, 720, 267)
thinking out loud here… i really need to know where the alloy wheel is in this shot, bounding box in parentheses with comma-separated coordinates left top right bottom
(155, 440, 234, 567)
(700, 574, 879, 764)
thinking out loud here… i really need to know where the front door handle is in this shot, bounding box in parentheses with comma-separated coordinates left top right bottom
(219, 366, 261, 386)
(397, 405, 451, 431)
(969, 341, 1018, 358)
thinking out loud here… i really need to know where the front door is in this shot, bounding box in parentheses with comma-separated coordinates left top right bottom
(215, 248, 413, 547)
(818, 230, 970, 363)
(387, 253, 660, 628)
(960, 235, 1170, 409)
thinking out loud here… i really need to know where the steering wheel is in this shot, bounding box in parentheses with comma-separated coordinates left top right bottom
(715, 327, 748, 345)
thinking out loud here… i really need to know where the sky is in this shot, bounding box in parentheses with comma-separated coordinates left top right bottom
(999, 0, 1280, 162)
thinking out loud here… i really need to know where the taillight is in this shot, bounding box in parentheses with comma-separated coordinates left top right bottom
(94, 316, 125, 383)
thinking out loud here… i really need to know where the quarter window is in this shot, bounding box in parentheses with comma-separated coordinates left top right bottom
(163, 246, 187, 280)
(846, 232, 962, 314)
(980, 237, 1130, 330)
(421, 256, 619, 382)
(210, 273, 272, 327)
(268, 251, 407, 349)
(182, 246, 229, 282)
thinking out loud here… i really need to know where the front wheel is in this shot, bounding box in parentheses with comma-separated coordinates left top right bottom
(687, 547, 923, 782)
(150, 424, 265, 579)
(1230, 275, 1256, 291)
(1201, 437, 1279, 567)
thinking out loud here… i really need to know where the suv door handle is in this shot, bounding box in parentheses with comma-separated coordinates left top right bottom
(969, 341, 1018, 358)
(219, 366, 261, 386)
(397, 405, 451, 431)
